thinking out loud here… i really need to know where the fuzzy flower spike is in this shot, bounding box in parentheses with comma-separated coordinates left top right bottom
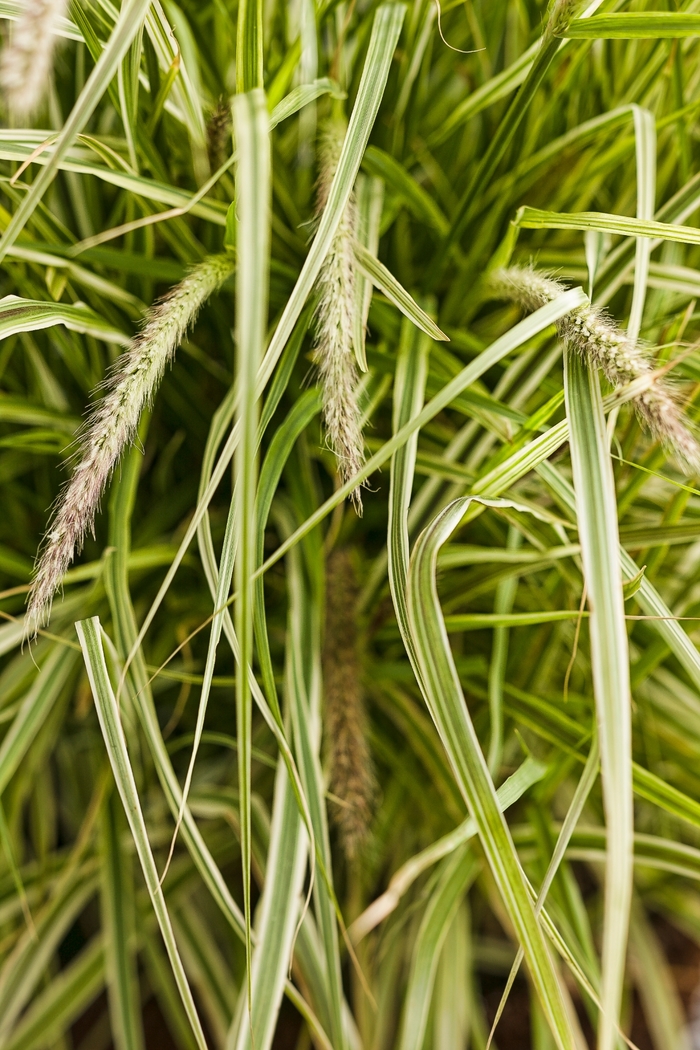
(323, 549, 375, 861)
(490, 265, 700, 473)
(312, 121, 366, 511)
(1, 0, 68, 117)
(26, 253, 234, 636)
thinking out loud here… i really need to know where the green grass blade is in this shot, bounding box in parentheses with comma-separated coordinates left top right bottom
(105, 440, 248, 943)
(515, 205, 700, 246)
(487, 525, 521, 776)
(406, 498, 577, 1050)
(75, 616, 209, 1050)
(122, 1, 405, 676)
(563, 13, 700, 38)
(236, 0, 263, 91)
(564, 347, 633, 1050)
(269, 78, 343, 127)
(349, 756, 547, 942)
(353, 173, 384, 371)
(629, 903, 691, 1050)
(537, 455, 700, 708)
(398, 848, 477, 1050)
(0, 296, 129, 344)
(0, 645, 77, 796)
(628, 106, 655, 343)
(100, 791, 144, 1050)
(283, 526, 347, 1050)
(3, 938, 104, 1050)
(231, 757, 308, 1050)
(257, 289, 587, 579)
(488, 738, 600, 1046)
(433, 903, 470, 1050)
(0, 0, 153, 263)
(232, 86, 270, 1014)
(437, 1, 575, 263)
(388, 316, 431, 682)
(258, 3, 405, 390)
(254, 389, 322, 715)
(0, 871, 98, 1040)
(362, 146, 448, 235)
(353, 242, 448, 341)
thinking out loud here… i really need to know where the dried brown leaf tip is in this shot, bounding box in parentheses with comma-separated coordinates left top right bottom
(323, 549, 375, 862)
(490, 265, 700, 474)
(312, 121, 365, 512)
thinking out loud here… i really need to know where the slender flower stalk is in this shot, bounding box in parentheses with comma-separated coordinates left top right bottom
(323, 549, 375, 862)
(26, 253, 234, 635)
(1, 0, 68, 118)
(490, 265, 700, 472)
(313, 121, 365, 511)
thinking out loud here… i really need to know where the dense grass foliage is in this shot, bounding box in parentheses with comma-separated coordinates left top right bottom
(6, 1, 700, 1048)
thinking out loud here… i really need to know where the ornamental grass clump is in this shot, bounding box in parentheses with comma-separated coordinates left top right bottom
(26, 253, 234, 634)
(9, 2, 700, 1049)
(312, 121, 365, 511)
(323, 549, 375, 862)
(490, 265, 700, 473)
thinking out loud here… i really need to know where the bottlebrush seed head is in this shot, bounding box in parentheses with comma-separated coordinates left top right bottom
(25, 254, 235, 637)
(323, 548, 375, 862)
(490, 265, 700, 474)
(312, 121, 366, 512)
(1, 0, 68, 117)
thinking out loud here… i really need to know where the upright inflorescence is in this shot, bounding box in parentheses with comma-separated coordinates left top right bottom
(0, 0, 68, 117)
(312, 121, 365, 511)
(26, 253, 235, 636)
(546, 0, 581, 38)
(490, 265, 700, 473)
(323, 549, 375, 862)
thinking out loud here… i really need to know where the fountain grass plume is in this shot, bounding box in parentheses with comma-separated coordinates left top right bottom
(323, 549, 375, 862)
(0, 0, 68, 117)
(490, 265, 700, 473)
(312, 121, 365, 511)
(26, 253, 235, 636)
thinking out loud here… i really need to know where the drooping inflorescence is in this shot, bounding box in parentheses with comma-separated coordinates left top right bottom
(490, 265, 700, 473)
(323, 549, 375, 862)
(312, 121, 366, 511)
(26, 253, 235, 636)
(0, 0, 68, 117)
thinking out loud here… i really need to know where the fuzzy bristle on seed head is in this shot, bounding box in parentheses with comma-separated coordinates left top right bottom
(312, 121, 365, 512)
(323, 549, 375, 862)
(489, 265, 700, 474)
(25, 253, 235, 637)
(546, 0, 580, 36)
(0, 0, 68, 117)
